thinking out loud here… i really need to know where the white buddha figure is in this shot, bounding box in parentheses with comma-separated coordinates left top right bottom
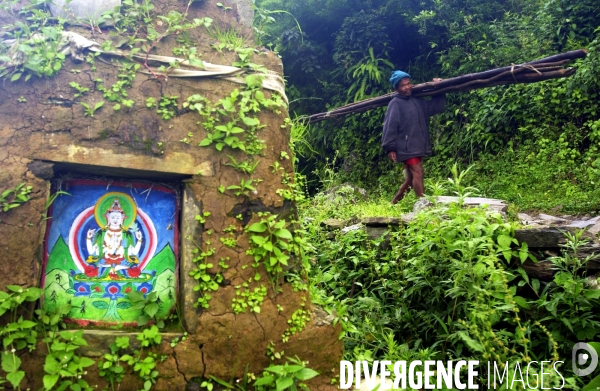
(86, 198, 143, 279)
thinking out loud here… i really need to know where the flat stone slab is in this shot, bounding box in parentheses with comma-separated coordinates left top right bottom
(518, 213, 535, 224)
(361, 217, 402, 227)
(50, 0, 120, 20)
(401, 212, 415, 223)
(321, 218, 346, 230)
(538, 213, 568, 223)
(341, 223, 362, 233)
(435, 196, 508, 212)
(567, 216, 600, 228)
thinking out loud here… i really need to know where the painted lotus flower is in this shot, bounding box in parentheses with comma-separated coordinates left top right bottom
(127, 266, 141, 278)
(137, 282, 153, 298)
(103, 282, 124, 300)
(74, 282, 91, 296)
(84, 265, 98, 277)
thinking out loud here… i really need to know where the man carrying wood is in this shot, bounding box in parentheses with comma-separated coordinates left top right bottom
(382, 71, 446, 204)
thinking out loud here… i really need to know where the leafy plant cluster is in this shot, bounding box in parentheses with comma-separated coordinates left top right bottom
(98, 0, 212, 79)
(0, 1, 67, 81)
(0, 280, 178, 391)
(189, 212, 222, 309)
(184, 67, 310, 321)
(281, 298, 310, 343)
(192, 74, 284, 157)
(203, 356, 319, 391)
(0, 183, 32, 213)
(245, 212, 305, 295)
(0, 285, 97, 391)
(302, 170, 600, 388)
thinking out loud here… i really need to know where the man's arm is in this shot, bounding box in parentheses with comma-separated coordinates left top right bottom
(382, 101, 399, 158)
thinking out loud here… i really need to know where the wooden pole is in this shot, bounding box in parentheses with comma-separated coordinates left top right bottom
(302, 49, 587, 124)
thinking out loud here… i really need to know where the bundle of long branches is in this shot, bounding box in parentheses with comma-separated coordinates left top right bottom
(303, 49, 588, 124)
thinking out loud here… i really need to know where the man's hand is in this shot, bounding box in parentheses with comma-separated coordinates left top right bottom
(432, 78, 443, 82)
(387, 151, 397, 163)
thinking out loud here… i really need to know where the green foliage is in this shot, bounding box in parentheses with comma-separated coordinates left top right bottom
(302, 168, 600, 387)
(42, 330, 95, 391)
(345, 47, 393, 102)
(227, 178, 257, 197)
(232, 282, 267, 314)
(190, 212, 230, 309)
(245, 212, 301, 293)
(99, 337, 130, 391)
(81, 101, 104, 118)
(100, 0, 212, 78)
(69, 82, 90, 99)
(252, 2, 303, 49)
(96, 61, 140, 112)
(281, 299, 310, 343)
(190, 251, 228, 309)
(0, 183, 32, 213)
(225, 155, 260, 174)
(534, 230, 600, 343)
(266, 341, 284, 360)
(253, 356, 318, 391)
(256, 0, 600, 213)
(121, 325, 166, 391)
(0, 285, 99, 391)
(157, 96, 178, 121)
(0, 286, 41, 389)
(191, 74, 285, 161)
(127, 290, 166, 327)
(207, 25, 249, 52)
(0, 2, 66, 81)
(199, 357, 318, 391)
(145, 97, 156, 109)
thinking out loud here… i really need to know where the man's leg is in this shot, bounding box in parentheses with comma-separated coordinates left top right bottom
(391, 167, 413, 204)
(407, 161, 424, 197)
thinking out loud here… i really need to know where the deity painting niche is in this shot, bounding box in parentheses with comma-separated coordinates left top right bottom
(41, 179, 179, 326)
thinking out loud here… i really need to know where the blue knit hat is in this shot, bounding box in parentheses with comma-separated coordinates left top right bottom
(390, 70, 411, 89)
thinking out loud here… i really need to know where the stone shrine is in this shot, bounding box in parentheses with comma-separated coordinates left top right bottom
(0, 0, 342, 389)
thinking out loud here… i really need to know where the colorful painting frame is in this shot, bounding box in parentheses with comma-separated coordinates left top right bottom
(41, 179, 179, 326)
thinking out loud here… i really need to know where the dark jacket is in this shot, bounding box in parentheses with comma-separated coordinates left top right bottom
(381, 93, 446, 162)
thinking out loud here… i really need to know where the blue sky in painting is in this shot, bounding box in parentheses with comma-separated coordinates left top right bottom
(46, 181, 178, 259)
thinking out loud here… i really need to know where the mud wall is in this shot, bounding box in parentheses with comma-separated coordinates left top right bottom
(0, 0, 342, 389)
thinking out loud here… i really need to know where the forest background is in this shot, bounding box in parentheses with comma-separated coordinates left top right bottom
(253, 0, 600, 389)
(256, 0, 600, 213)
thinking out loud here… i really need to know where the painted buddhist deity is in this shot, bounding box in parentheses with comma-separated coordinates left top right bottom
(41, 180, 178, 325)
(86, 196, 143, 279)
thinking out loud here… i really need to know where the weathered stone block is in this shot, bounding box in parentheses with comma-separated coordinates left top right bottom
(361, 217, 402, 227)
(514, 227, 583, 248)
